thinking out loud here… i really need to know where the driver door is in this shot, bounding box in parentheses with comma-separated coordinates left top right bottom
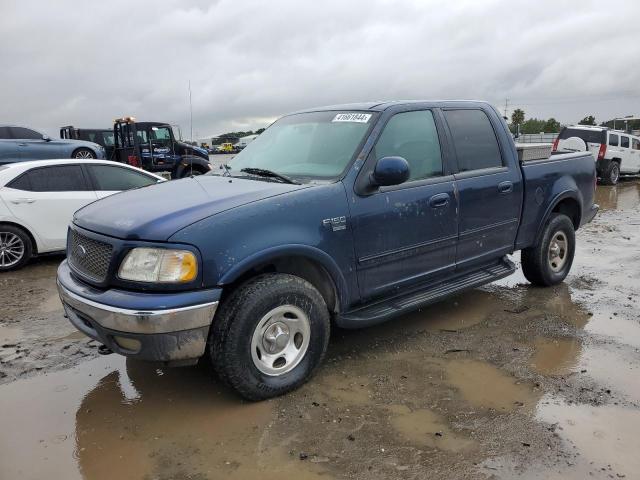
(349, 109, 458, 301)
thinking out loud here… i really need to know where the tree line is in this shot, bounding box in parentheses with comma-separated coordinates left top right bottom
(509, 109, 636, 135)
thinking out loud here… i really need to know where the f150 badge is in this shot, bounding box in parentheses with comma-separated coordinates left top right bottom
(322, 216, 347, 231)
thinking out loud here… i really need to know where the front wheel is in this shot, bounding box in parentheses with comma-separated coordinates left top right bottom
(521, 213, 575, 286)
(209, 273, 330, 400)
(72, 148, 96, 159)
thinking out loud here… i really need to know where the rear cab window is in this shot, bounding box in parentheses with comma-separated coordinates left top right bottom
(443, 109, 503, 172)
(609, 134, 619, 146)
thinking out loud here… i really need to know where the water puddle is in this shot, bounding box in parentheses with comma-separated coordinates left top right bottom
(445, 359, 536, 411)
(536, 395, 640, 478)
(388, 404, 475, 452)
(530, 337, 581, 376)
(595, 182, 640, 212)
(0, 355, 326, 480)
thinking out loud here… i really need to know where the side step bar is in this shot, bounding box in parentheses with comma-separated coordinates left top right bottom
(338, 257, 516, 329)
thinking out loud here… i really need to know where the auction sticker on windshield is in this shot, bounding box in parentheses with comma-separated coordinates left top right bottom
(332, 113, 372, 123)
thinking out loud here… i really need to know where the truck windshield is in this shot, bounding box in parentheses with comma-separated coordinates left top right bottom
(226, 111, 376, 182)
(558, 128, 606, 144)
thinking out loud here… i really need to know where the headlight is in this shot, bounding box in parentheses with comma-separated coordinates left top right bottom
(118, 248, 197, 283)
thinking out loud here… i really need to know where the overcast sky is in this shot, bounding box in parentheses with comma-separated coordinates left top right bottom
(1, 0, 639, 139)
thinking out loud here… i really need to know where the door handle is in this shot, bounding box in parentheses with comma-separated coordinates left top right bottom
(498, 181, 513, 194)
(10, 198, 35, 204)
(429, 193, 450, 208)
(17, 143, 28, 147)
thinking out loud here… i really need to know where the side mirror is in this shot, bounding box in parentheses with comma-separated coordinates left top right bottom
(371, 156, 410, 187)
(42, 134, 51, 142)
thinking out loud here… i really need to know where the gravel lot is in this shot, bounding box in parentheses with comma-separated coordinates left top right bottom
(0, 178, 639, 480)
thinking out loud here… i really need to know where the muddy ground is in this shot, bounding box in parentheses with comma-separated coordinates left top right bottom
(1, 179, 639, 480)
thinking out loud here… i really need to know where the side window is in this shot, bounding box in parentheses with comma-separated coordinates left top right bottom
(0, 127, 11, 139)
(21, 165, 88, 192)
(6, 173, 31, 190)
(88, 165, 157, 191)
(9, 127, 42, 140)
(374, 110, 443, 181)
(633, 138, 640, 150)
(444, 110, 503, 172)
(609, 134, 619, 146)
(621, 136, 630, 148)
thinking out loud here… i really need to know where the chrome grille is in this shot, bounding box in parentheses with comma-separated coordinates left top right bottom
(67, 229, 113, 282)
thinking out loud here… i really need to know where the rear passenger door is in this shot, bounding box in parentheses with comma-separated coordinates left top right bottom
(443, 109, 521, 270)
(3, 165, 97, 250)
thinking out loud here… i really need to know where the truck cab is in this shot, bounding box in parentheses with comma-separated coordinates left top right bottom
(112, 117, 211, 178)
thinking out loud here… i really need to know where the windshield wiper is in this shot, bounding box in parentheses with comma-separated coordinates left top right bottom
(240, 168, 300, 185)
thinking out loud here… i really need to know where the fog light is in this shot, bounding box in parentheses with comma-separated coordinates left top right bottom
(114, 336, 141, 352)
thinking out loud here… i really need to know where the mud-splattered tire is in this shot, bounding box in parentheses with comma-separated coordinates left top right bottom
(521, 213, 575, 286)
(0, 224, 32, 271)
(209, 273, 330, 401)
(600, 161, 620, 185)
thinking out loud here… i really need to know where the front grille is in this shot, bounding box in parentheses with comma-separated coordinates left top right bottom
(67, 229, 113, 282)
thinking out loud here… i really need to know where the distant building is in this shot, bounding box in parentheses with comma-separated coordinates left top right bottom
(234, 134, 259, 149)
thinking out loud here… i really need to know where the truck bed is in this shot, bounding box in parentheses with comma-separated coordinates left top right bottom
(515, 151, 597, 250)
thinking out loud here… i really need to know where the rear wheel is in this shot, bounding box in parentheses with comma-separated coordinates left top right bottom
(521, 213, 575, 286)
(0, 225, 32, 271)
(210, 273, 330, 400)
(601, 160, 620, 185)
(72, 148, 96, 159)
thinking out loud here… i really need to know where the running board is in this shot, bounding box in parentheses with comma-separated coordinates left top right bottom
(338, 257, 515, 329)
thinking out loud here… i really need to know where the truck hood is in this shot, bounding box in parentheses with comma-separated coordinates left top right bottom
(73, 175, 309, 241)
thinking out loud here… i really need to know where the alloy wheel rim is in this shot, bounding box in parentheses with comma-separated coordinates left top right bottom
(75, 150, 93, 159)
(548, 231, 568, 272)
(611, 165, 619, 183)
(250, 304, 311, 376)
(0, 232, 25, 267)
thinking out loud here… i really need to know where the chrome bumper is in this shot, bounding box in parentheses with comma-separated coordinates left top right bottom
(58, 281, 218, 334)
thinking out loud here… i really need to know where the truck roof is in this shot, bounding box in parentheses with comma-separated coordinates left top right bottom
(290, 100, 494, 114)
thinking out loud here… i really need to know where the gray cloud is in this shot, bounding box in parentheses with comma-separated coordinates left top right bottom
(1, 0, 639, 138)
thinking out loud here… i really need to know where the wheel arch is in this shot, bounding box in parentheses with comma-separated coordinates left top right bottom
(70, 146, 97, 159)
(534, 192, 582, 245)
(173, 156, 211, 178)
(218, 245, 347, 314)
(0, 220, 38, 254)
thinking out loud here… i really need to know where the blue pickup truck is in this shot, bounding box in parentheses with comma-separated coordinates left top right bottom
(57, 101, 598, 400)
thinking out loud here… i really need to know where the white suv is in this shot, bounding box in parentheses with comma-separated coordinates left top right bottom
(553, 126, 640, 185)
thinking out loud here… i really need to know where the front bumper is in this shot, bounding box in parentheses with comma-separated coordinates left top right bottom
(57, 260, 221, 364)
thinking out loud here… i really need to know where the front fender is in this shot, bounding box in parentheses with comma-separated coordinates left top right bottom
(173, 156, 211, 178)
(218, 244, 349, 308)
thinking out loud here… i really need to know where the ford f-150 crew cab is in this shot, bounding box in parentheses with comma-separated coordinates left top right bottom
(57, 100, 598, 400)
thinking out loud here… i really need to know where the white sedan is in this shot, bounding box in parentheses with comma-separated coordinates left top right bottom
(0, 159, 165, 271)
